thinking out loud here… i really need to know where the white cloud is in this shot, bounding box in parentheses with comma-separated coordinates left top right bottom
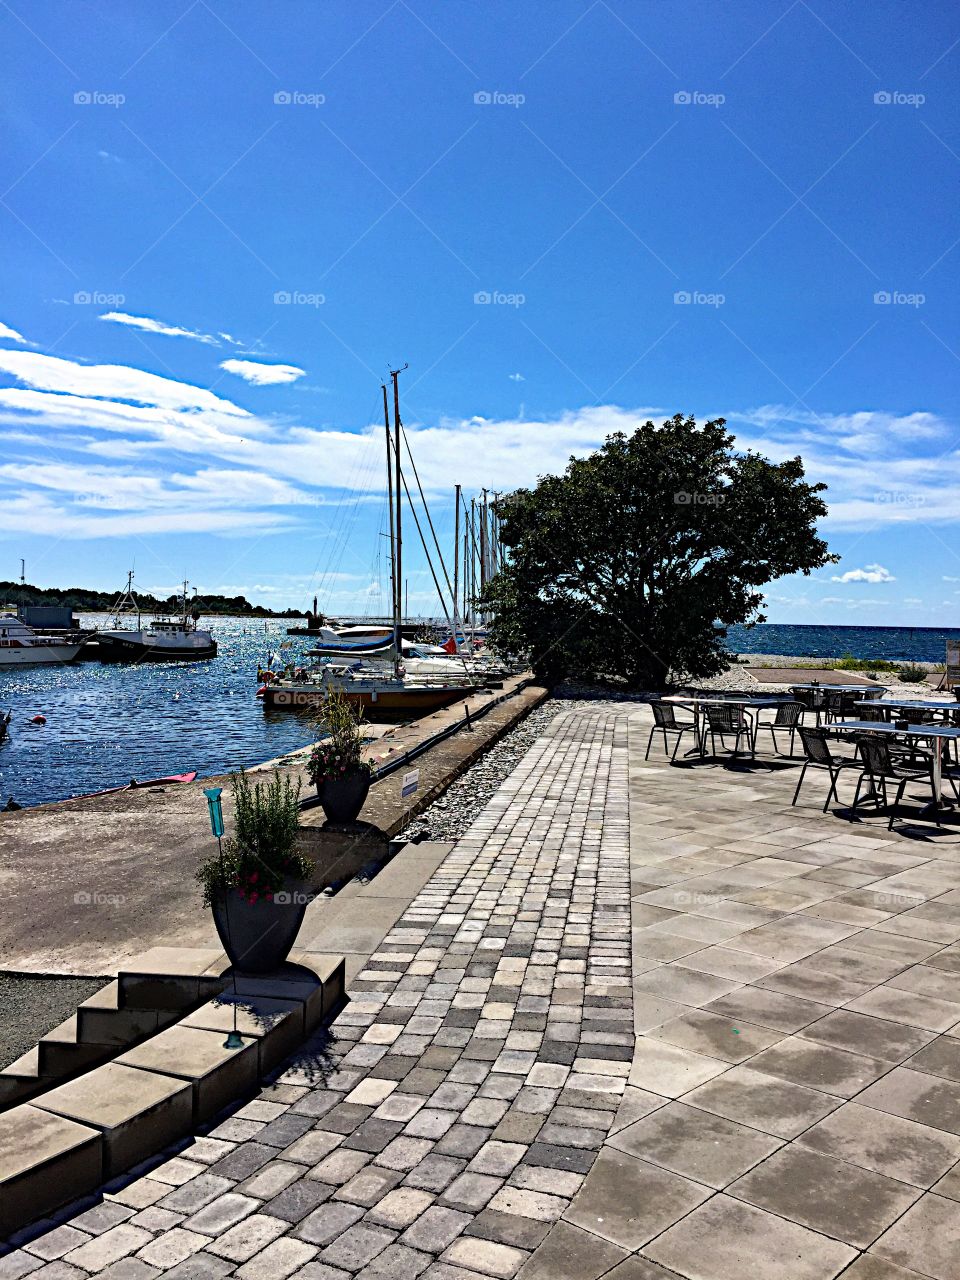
(219, 359, 306, 386)
(831, 563, 896, 584)
(945, 576, 960, 583)
(508, 372, 524, 382)
(0, 321, 27, 344)
(99, 311, 221, 345)
(0, 350, 248, 415)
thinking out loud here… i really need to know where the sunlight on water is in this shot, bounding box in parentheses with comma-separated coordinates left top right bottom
(0, 616, 317, 808)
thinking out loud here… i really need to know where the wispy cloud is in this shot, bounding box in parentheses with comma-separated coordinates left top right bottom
(0, 321, 28, 344)
(219, 359, 306, 386)
(99, 311, 222, 346)
(0, 350, 248, 415)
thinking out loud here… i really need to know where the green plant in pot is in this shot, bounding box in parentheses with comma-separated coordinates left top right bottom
(197, 770, 314, 974)
(307, 687, 372, 823)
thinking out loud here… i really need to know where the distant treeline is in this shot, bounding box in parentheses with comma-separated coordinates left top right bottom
(0, 580, 303, 618)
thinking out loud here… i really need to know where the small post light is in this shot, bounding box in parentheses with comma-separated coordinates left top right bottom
(204, 787, 224, 839)
(203, 787, 242, 1050)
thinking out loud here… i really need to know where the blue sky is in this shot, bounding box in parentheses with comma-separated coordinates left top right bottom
(1, 1, 958, 623)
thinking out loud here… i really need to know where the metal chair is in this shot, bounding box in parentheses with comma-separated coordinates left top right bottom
(792, 725, 862, 811)
(704, 703, 752, 759)
(753, 701, 803, 756)
(646, 701, 699, 761)
(857, 703, 888, 722)
(853, 735, 956, 829)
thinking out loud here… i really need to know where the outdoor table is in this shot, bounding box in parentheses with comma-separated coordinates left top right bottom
(831, 719, 960, 816)
(662, 695, 789, 757)
(854, 698, 955, 716)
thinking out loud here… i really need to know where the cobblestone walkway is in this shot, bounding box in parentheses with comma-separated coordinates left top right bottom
(4, 705, 632, 1280)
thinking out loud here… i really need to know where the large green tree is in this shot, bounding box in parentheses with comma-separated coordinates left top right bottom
(484, 414, 836, 689)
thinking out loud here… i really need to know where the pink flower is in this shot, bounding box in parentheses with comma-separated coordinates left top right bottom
(249, 891, 259, 904)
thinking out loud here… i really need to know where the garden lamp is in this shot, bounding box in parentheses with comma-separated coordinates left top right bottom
(203, 788, 243, 1050)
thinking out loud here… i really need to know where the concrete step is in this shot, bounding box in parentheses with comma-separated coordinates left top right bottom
(77, 980, 171, 1045)
(37, 1015, 113, 1079)
(0, 1047, 42, 1109)
(35, 1062, 193, 1181)
(117, 946, 230, 1011)
(0, 1104, 102, 1237)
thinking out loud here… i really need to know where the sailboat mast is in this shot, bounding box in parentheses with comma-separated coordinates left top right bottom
(382, 384, 396, 626)
(390, 365, 406, 664)
(453, 485, 461, 642)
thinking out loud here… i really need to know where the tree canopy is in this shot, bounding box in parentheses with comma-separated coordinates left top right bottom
(484, 414, 836, 689)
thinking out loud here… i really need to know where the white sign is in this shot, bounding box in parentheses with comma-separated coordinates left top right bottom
(401, 769, 420, 799)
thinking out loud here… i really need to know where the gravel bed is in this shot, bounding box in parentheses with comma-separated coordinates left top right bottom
(398, 695, 631, 843)
(0, 974, 108, 1070)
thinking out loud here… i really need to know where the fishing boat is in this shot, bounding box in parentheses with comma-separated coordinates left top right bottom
(0, 614, 87, 667)
(93, 574, 218, 663)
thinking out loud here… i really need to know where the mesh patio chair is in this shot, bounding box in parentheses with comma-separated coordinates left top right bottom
(645, 701, 700, 761)
(704, 703, 752, 759)
(791, 687, 826, 725)
(792, 725, 863, 811)
(857, 703, 888, 722)
(853, 734, 956, 829)
(823, 690, 852, 723)
(753, 701, 803, 756)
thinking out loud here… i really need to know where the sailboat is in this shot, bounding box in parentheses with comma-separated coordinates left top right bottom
(260, 368, 478, 716)
(94, 573, 218, 662)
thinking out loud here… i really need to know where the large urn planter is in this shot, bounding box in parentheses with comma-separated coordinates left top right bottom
(316, 767, 371, 824)
(211, 878, 312, 974)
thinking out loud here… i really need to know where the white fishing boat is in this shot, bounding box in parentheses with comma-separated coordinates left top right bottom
(0, 614, 86, 667)
(94, 574, 217, 663)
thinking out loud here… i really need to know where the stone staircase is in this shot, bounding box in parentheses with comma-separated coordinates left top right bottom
(0, 947, 231, 1111)
(0, 946, 345, 1238)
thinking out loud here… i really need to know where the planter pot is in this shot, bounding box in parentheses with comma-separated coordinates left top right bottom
(316, 768, 371, 823)
(211, 878, 311, 974)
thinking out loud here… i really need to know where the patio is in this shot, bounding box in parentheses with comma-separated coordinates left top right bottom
(3, 699, 960, 1280)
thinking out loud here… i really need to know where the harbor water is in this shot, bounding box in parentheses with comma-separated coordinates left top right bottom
(0, 616, 318, 809)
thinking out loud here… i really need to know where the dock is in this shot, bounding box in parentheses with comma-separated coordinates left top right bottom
(0, 674, 545, 975)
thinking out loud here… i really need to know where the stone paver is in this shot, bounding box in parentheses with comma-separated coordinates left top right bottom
(11, 700, 960, 1278)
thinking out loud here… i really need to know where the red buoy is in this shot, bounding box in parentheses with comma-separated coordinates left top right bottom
(30, 714, 46, 725)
